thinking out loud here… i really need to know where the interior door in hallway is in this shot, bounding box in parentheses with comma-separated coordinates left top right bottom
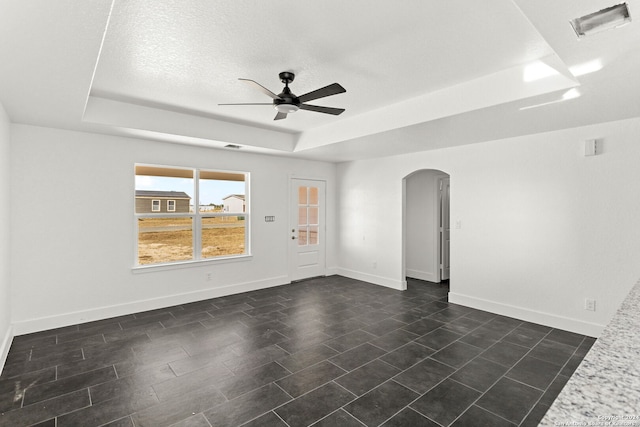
(290, 179, 326, 281)
(440, 177, 450, 280)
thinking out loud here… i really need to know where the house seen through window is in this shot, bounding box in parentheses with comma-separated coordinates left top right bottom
(134, 164, 249, 266)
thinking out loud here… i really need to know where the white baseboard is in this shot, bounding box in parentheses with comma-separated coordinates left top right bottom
(0, 324, 14, 376)
(449, 292, 604, 338)
(12, 275, 290, 336)
(406, 269, 437, 283)
(325, 267, 339, 277)
(336, 268, 406, 291)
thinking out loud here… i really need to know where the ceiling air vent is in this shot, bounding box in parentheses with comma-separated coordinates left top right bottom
(570, 3, 631, 38)
(224, 144, 241, 149)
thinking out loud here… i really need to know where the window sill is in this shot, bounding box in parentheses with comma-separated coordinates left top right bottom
(131, 254, 253, 274)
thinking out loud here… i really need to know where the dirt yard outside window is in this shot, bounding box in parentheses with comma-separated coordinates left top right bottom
(137, 217, 245, 265)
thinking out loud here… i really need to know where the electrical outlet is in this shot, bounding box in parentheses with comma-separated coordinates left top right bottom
(584, 298, 596, 311)
(206, 273, 212, 281)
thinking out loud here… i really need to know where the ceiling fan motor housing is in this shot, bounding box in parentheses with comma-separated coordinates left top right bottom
(274, 75, 301, 112)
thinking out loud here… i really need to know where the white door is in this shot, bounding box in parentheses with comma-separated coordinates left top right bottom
(290, 179, 326, 281)
(440, 177, 451, 280)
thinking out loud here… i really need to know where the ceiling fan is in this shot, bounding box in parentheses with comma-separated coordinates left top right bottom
(219, 71, 346, 121)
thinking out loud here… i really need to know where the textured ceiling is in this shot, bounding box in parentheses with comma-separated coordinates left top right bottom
(90, 0, 554, 132)
(1, 0, 639, 161)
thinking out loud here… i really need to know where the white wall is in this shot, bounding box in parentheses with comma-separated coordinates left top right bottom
(9, 117, 640, 339)
(405, 170, 447, 282)
(337, 117, 640, 337)
(10, 125, 336, 334)
(0, 101, 12, 368)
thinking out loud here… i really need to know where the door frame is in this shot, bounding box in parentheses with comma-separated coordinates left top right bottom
(288, 175, 327, 282)
(438, 176, 450, 281)
(402, 170, 450, 285)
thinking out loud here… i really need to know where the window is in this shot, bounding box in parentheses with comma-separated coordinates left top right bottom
(134, 164, 249, 266)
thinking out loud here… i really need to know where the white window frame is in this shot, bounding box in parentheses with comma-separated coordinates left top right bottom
(151, 199, 161, 212)
(134, 164, 251, 270)
(167, 199, 176, 212)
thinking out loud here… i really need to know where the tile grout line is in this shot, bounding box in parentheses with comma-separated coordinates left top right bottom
(229, 287, 454, 425)
(386, 318, 532, 426)
(464, 326, 552, 426)
(469, 327, 589, 425)
(514, 334, 592, 426)
(2, 279, 591, 427)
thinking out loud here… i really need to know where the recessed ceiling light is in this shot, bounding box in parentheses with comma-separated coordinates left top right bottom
(570, 3, 631, 38)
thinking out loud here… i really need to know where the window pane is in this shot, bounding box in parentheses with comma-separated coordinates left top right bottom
(298, 187, 307, 205)
(308, 207, 318, 225)
(202, 216, 246, 258)
(309, 186, 318, 205)
(199, 172, 245, 213)
(298, 207, 307, 225)
(298, 227, 308, 246)
(137, 217, 193, 265)
(135, 167, 193, 213)
(309, 226, 319, 245)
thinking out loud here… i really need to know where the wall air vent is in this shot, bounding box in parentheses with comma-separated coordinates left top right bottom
(224, 144, 241, 149)
(570, 3, 631, 38)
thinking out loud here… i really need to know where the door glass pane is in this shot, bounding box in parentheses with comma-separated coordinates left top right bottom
(298, 187, 308, 205)
(137, 217, 193, 265)
(298, 227, 308, 246)
(308, 207, 318, 225)
(309, 226, 319, 245)
(309, 187, 318, 205)
(201, 216, 245, 258)
(298, 207, 307, 225)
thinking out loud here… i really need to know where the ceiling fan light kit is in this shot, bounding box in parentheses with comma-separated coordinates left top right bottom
(274, 104, 300, 114)
(220, 71, 346, 121)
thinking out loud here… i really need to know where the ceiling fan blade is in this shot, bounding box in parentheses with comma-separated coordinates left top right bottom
(299, 104, 345, 115)
(239, 78, 280, 100)
(218, 103, 273, 106)
(298, 83, 346, 103)
(274, 111, 288, 120)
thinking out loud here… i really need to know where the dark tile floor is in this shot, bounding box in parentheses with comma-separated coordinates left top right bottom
(0, 276, 595, 427)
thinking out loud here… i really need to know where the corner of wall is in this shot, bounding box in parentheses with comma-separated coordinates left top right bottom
(0, 100, 12, 375)
(336, 267, 407, 291)
(0, 325, 14, 375)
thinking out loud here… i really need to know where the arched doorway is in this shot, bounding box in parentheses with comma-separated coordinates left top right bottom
(402, 169, 450, 286)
